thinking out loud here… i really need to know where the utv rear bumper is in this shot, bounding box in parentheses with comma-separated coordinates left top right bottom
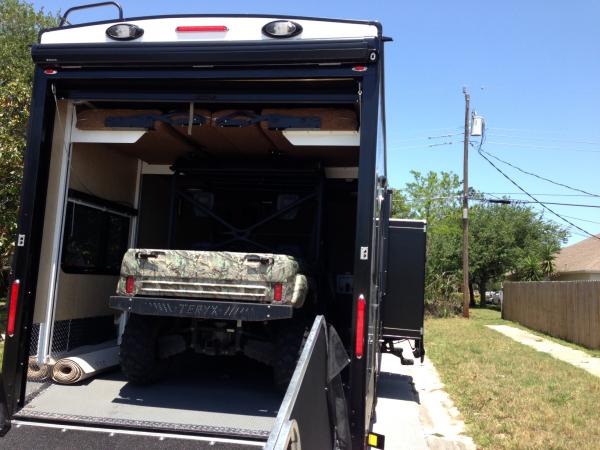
(110, 295, 293, 321)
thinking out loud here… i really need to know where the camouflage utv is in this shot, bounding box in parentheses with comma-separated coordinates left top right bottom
(110, 249, 311, 388)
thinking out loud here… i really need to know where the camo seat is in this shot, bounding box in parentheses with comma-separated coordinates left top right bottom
(116, 249, 309, 307)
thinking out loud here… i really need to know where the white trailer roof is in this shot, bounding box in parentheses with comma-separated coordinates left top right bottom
(40, 16, 380, 45)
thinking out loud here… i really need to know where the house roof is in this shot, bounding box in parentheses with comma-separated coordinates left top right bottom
(554, 234, 600, 273)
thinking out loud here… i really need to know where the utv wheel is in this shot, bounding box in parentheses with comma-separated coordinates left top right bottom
(120, 314, 169, 385)
(273, 320, 308, 392)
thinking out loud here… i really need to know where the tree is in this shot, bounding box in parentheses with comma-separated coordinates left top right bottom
(390, 171, 568, 316)
(389, 188, 411, 218)
(0, 0, 59, 286)
(469, 201, 566, 304)
(391, 171, 464, 312)
(402, 170, 463, 279)
(403, 170, 462, 224)
(516, 255, 544, 281)
(539, 244, 558, 278)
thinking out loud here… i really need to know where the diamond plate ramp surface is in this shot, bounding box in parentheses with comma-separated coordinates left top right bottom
(17, 355, 282, 439)
(4, 422, 260, 450)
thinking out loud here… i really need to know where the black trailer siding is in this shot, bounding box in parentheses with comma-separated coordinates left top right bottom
(1, 67, 56, 423)
(348, 62, 381, 449)
(32, 39, 378, 68)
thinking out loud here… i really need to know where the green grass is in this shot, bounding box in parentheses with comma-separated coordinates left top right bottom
(499, 310, 600, 359)
(426, 308, 600, 450)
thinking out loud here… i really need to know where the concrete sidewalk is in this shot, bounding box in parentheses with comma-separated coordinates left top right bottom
(488, 324, 600, 378)
(372, 342, 475, 450)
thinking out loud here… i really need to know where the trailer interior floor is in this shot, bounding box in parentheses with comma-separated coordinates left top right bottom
(16, 355, 282, 440)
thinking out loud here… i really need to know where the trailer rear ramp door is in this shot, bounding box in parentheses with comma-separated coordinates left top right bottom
(9, 316, 346, 449)
(15, 355, 280, 440)
(267, 315, 351, 450)
(4, 421, 261, 450)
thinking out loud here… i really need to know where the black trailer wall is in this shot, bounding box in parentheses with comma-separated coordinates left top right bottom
(382, 219, 426, 340)
(1, 67, 56, 421)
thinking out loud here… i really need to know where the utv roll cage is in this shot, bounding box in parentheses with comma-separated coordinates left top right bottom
(167, 160, 324, 262)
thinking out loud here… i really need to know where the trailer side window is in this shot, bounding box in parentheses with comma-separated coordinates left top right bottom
(61, 200, 130, 275)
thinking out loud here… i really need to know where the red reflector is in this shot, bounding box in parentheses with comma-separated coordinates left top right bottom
(176, 25, 228, 32)
(7, 280, 20, 337)
(125, 276, 135, 295)
(352, 66, 368, 72)
(273, 283, 283, 301)
(355, 294, 366, 359)
(44, 69, 57, 75)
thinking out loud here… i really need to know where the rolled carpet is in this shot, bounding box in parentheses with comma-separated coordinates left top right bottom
(27, 356, 51, 381)
(52, 346, 119, 384)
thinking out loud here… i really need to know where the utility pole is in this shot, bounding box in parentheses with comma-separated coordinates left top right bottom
(462, 87, 470, 318)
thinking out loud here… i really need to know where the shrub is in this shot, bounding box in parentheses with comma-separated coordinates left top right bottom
(425, 272, 463, 318)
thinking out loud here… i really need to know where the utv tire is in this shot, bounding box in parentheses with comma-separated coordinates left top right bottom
(273, 320, 308, 392)
(120, 314, 169, 385)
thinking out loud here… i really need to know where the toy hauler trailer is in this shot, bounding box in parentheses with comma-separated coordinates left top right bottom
(0, 3, 426, 449)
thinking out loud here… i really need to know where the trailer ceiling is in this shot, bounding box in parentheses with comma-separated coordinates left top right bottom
(72, 103, 360, 166)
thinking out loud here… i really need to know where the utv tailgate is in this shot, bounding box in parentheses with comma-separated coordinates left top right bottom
(110, 296, 293, 321)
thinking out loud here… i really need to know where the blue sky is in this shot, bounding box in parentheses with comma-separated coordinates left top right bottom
(31, 0, 600, 245)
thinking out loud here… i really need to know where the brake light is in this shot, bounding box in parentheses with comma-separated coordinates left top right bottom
(125, 276, 135, 295)
(273, 283, 283, 301)
(7, 280, 20, 337)
(176, 25, 228, 32)
(355, 294, 366, 359)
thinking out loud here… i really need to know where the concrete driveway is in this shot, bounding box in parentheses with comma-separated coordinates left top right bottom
(372, 341, 475, 450)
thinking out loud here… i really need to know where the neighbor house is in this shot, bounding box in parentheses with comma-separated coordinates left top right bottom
(553, 234, 600, 281)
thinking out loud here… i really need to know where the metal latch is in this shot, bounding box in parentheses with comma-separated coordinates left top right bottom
(244, 254, 274, 265)
(135, 251, 165, 260)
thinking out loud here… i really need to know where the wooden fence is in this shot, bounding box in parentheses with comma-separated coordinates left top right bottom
(502, 281, 600, 349)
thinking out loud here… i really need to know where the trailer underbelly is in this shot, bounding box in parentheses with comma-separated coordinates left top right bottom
(15, 356, 281, 440)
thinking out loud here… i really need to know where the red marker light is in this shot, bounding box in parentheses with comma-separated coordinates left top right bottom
(7, 279, 20, 337)
(352, 66, 368, 72)
(176, 25, 228, 32)
(44, 69, 58, 75)
(273, 283, 283, 301)
(355, 294, 366, 359)
(125, 276, 135, 295)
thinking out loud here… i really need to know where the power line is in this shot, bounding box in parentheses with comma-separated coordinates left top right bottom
(471, 198, 600, 225)
(429, 141, 457, 147)
(479, 198, 600, 208)
(390, 142, 461, 151)
(559, 214, 600, 226)
(478, 149, 600, 198)
(488, 126, 600, 137)
(390, 127, 463, 142)
(476, 148, 600, 241)
(483, 141, 600, 153)
(565, 226, 595, 239)
(483, 192, 599, 198)
(393, 126, 463, 136)
(428, 133, 464, 140)
(391, 133, 460, 144)
(513, 200, 600, 208)
(487, 133, 600, 146)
